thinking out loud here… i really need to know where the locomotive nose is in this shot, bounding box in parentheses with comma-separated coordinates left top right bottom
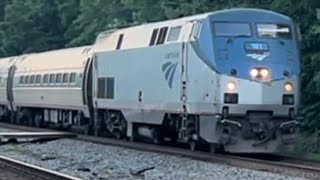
(221, 75, 298, 105)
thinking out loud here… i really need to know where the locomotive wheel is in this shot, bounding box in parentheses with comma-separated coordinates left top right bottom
(83, 125, 91, 136)
(27, 115, 33, 127)
(106, 112, 127, 139)
(169, 132, 178, 144)
(114, 130, 122, 139)
(9, 112, 15, 124)
(16, 114, 22, 125)
(151, 127, 164, 144)
(34, 113, 43, 127)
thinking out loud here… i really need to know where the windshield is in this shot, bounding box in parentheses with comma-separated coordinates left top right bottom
(213, 22, 251, 37)
(257, 24, 292, 39)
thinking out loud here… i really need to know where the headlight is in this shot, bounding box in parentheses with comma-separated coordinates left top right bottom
(284, 83, 293, 92)
(227, 81, 236, 91)
(250, 68, 271, 79)
(250, 69, 259, 77)
(260, 69, 269, 78)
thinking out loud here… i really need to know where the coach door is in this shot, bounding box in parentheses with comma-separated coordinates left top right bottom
(6, 65, 16, 110)
(83, 58, 94, 118)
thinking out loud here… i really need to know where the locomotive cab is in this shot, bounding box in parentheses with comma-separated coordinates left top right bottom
(196, 9, 301, 153)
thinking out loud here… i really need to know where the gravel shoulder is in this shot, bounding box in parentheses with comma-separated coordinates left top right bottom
(0, 128, 306, 180)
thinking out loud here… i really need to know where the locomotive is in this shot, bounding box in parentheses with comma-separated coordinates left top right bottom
(0, 8, 301, 153)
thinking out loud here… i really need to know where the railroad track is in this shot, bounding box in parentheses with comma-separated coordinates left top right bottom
(0, 122, 319, 180)
(0, 154, 81, 180)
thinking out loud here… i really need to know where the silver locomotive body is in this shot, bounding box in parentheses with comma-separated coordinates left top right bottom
(0, 8, 300, 153)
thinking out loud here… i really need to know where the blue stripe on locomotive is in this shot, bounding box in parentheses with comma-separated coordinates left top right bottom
(197, 8, 300, 80)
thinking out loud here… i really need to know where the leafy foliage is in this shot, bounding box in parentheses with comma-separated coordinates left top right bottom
(65, 0, 133, 46)
(295, 132, 320, 154)
(0, 0, 65, 56)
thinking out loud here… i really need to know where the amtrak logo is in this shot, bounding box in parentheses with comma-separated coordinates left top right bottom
(245, 42, 270, 61)
(246, 52, 270, 61)
(162, 61, 178, 88)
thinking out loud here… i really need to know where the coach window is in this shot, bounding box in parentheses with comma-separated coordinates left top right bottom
(167, 26, 182, 42)
(25, 76, 30, 85)
(49, 74, 55, 84)
(56, 73, 62, 84)
(43, 74, 49, 84)
(19, 76, 24, 84)
(30, 75, 36, 85)
(0, 77, 2, 85)
(36, 75, 41, 84)
(70, 73, 76, 83)
(63, 73, 69, 83)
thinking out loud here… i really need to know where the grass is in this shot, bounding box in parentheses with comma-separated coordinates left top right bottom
(303, 153, 320, 161)
(292, 132, 320, 161)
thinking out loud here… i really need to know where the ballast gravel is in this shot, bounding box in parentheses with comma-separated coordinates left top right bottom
(0, 128, 305, 180)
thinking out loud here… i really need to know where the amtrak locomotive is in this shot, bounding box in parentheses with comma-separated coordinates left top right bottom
(0, 8, 300, 153)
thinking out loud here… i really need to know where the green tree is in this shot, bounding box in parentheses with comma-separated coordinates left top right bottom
(122, 0, 166, 22)
(65, 0, 133, 46)
(57, 0, 80, 45)
(0, 0, 65, 56)
(0, 0, 10, 21)
(269, 0, 320, 134)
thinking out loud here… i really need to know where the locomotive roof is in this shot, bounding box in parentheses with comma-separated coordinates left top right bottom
(96, 8, 291, 38)
(0, 8, 292, 73)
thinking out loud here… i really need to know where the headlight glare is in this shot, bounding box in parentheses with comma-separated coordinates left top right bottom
(250, 69, 259, 77)
(260, 69, 269, 78)
(227, 81, 236, 91)
(284, 83, 293, 92)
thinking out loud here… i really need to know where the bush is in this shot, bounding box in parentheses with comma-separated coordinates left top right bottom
(295, 132, 320, 155)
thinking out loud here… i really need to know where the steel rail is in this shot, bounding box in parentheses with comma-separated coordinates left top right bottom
(0, 122, 319, 179)
(0, 155, 82, 180)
